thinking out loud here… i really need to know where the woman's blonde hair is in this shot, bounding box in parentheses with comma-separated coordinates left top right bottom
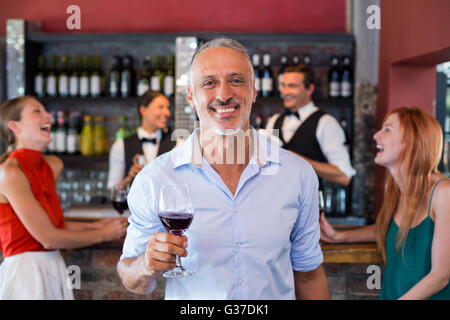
(0, 96, 35, 162)
(375, 106, 443, 264)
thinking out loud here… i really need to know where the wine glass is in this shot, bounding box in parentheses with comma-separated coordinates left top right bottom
(158, 184, 194, 278)
(112, 184, 129, 215)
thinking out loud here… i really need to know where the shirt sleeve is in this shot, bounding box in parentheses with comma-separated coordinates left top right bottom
(290, 165, 323, 272)
(120, 166, 164, 261)
(316, 115, 356, 179)
(107, 139, 126, 189)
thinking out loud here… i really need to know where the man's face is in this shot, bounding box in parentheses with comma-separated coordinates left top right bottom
(140, 95, 171, 131)
(280, 72, 314, 110)
(188, 47, 256, 135)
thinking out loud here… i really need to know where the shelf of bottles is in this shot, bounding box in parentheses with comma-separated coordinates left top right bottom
(247, 51, 354, 218)
(22, 31, 355, 217)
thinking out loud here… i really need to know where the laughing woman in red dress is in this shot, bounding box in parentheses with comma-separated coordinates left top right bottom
(0, 96, 128, 299)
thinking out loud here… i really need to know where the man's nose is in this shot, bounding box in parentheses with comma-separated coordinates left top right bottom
(216, 82, 233, 102)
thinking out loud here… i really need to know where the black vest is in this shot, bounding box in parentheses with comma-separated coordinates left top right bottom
(123, 128, 176, 175)
(273, 110, 327, 163)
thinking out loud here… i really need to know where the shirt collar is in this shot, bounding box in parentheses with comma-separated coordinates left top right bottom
(137, 127, 161, 142)
(172, 128, 282, 169)
(297, 101, 317, 120)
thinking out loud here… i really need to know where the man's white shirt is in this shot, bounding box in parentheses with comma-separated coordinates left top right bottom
(265, 101, 356, 179)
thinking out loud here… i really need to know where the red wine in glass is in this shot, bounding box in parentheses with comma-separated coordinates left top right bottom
(112, 200, 129, 215)
(159, 211, 193, 236)
(158, 184, 195, 278)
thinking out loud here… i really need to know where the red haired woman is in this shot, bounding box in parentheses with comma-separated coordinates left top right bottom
(320, 106, 450, 300)
(0, 96, 128, 299)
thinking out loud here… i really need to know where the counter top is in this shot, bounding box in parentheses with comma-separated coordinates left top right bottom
(321, 242, 382, 264)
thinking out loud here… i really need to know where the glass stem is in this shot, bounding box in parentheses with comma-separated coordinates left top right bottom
(176, 255, 185, 271)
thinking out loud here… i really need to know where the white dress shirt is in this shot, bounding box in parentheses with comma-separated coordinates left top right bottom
(265, 102, 356, 179)
(107, 127, 162, 189)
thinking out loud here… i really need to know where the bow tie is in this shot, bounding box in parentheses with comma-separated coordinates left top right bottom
(283, 109, 300, 120)
(140, 137, 157, 144)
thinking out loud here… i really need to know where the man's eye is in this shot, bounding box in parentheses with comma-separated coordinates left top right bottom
(231, 78, 244, 84)
(202, 81, 215, 87)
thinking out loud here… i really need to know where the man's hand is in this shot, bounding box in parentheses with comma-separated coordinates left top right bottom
(127, 154, 144, 180)
(141, 232, 188, 276)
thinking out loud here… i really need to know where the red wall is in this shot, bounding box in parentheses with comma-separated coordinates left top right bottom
(0, 0, 346, 34)
(375, 0, 450, 215)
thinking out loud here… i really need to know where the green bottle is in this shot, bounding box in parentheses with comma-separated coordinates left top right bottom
(46, 55, 58, 97)
(58, 56, 69, 97)
(34, 55, 46, 97)
(115, 116, 131, 141)
(79, 56, 90, 98)
(69, 56, 80, 97)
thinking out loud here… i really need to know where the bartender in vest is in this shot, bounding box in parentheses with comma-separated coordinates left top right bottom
(265, 64, 355, 186)
(107, 90, 176, 189)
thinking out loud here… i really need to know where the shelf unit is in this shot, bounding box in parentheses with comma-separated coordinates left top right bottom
(18, 29, 356, 217)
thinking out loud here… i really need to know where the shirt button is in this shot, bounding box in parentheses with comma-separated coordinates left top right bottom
(236, 243, 241, 249)
(233, 208, 238, 212)
(238, 279, 243, 285)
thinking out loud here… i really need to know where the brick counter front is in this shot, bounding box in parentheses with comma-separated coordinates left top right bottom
(60, 247, 166, 300)
(56, 242, 384, 300)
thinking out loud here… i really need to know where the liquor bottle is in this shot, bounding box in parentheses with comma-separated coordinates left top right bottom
(340, 56, 353, 98)
(115, 116, 131, 141)
(328, 56, 341, 99)
(164, 55, 175, 98)
(55, 110, 67, 154)
(261, 54, 274, 98)
(46, 55, 58, 97)
(80, 115, 94, 156)
(150, 55, 163, 93)
(69, 56, 80, 98)
(121, 55, 134, 97)
(34, 55, 46, 97)
(79, 56, 90, 98)
(339, 116, 351, 154)
(66, 111, 79, 154)
(291, 55, 300, 67)
(94, 115, 108, 155)
(252, 54, 262, 97)
(109, 56, 122, 98)
(90, 56, 102, 98)
(303, 54, 311, 66)
(277, 55, 288, 97)
(58, 56, 69, 98)
(137, 56, 151, 96)
(48, 111, 57, 153)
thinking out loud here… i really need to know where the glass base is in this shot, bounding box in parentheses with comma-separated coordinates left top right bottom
(162, 266, 195, 278)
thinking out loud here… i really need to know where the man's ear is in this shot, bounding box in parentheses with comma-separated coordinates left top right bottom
(139, 105, 146, 117)
(187, 86, 196, 110)
(307, 83, 315, 97)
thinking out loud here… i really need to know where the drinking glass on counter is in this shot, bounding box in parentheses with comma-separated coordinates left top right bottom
(111, 184, 129, 215)
(158, 184, 195, 278)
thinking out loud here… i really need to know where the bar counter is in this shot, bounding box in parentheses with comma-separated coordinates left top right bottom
(60, 207, 383, 300)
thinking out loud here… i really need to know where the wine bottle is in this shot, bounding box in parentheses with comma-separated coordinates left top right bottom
(109, 56, 121, 98)
(277, 55, 288, 97)
(66, 111, 78, 154)
(328, 56, 341, 99)
(46, 55, 58, 97)
(252, 54, 262, 97)
(340, 56, 353, 98)
(163, 55, 175, 98)
(137, 56, 151, 96)
(303, 54, 311, 66)
(150, 55, 163, 93)
(34, 55, 46, 97)
(79, 56, 90, 98)
(261, 54, 273, 98)
(121, 55, 134, 97)
(90, 56, 102, 98)
(48, 111, 57, 153)
(55, 110, 67, 154)
(69, 56, 80, 98)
